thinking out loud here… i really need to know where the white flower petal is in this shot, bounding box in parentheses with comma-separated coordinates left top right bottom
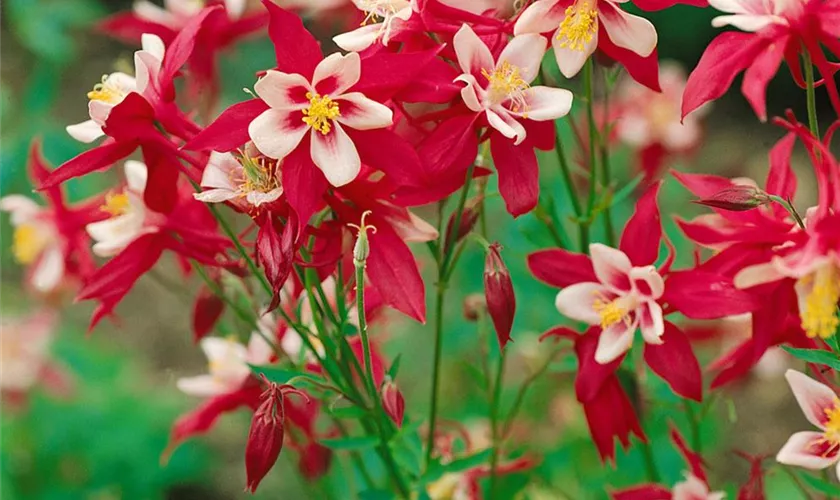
(31, 245, 64, 292)
(313, 52, 362, 96)
(777, 431, 840, 469)
(310, 123, 361, 187)
(497, 33, 547, 83)
(453, 24, 495, 78)
(334, 24, 383, 52)
(555, 282, 611, 324)
(595, 319, 637, 364)
(335, 92, 393, 130)
(67, 120, 105, 143)
(513, 0, 567, 35)
(552, 27, 598, 78)
(786, 369, 839, 430)
(516, 86, 573, 121)
(176, 375, 229, 397)
(254, 70, 312, 110)
(249, 109, 309, 160)
(486, 107, 526, 145)
(600, 4, 658, 57)
(589, 243, 633, 292)
(124, 160, 148, 193)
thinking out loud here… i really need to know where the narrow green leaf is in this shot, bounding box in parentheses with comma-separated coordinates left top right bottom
(799, 472, 840, 495)
(424, 449, 493, 482)
(388, 354, 403, 379)
(320, 436, 381, 451)
(781, 347, 840, 371)
(248, 365, 310, 384)
(328, 405, 367, 419)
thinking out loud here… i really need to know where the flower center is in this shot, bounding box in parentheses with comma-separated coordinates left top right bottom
(101, 192, 131, 216)
(302, 92, 341, 135)
(238, 154, 281, 194)
(481, 61, 530, 113)
(592, 293, 637, 330)
(800, 264, 840, 339)
(359, 0, 402, 24)
(557, 0, 599, 51)
(87, 74, 127, 104)
(12, 224, 47, 264)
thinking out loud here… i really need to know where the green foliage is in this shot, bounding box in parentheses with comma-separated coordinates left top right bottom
(782, 347, 840, 370)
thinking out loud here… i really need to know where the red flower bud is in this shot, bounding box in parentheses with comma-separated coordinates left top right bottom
(256, 213, 297, 312)
(192, 285, 225, 342)
(694, 186, 770, 212)
(484, 243, 516, 350)
(245, 382, 308, 493)
(444, 197, 481, 254)
(381, 379, 405, 427)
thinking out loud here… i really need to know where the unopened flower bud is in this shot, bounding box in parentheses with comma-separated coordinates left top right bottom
(381, 378, 405, 427)
(349, 210, 376, 267)
(192, 285, 225, 342)
(484, 243, 516, 350)
(245, 381, 308, 493)
(444, 197, 481, 254)
(463, 293, 486, 322)
(694, 186, 770, 212)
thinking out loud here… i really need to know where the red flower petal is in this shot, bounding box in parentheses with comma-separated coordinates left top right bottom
(619, 181, 662, 267)
(263, 0, 321, 78)
(490, 134, 539, 217)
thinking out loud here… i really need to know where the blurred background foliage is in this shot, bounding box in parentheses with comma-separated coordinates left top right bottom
(0, 0, 835, 498)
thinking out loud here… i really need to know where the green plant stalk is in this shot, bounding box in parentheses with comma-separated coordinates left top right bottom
(769, 195, 806, 229)
(425, 160, 478, 469)
(583, 60, 599, 222)
(355, 263, 379, 402)
(803, 50, 820, 139)
(684, 401, 701, 454)
(487, 347, 507, 500)
(501, 346, 564, 437)
(554, 131, 587, 251)
(640, 437, 661, 483)
(599, 67, 616, 247)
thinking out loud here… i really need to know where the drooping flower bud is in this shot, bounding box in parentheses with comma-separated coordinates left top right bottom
(192, 285, 225, 343)
(444, 196, 481, 255)
(694, 186, 770, 212)
(256, 212, 297, 312)
(245, 381, 308, 493)
(484, 243, 516, 350)
(381, 378, 405, 427)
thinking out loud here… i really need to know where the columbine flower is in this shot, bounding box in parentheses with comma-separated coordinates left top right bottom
(453, 24, 573, 146)
(248, 51, 394, 187)
(556, 243, 665, 363)
(777, 369, 840, 473)
(0, 309, 59, 393)
(85, 161, 153, 257)
(513, 0, 657, 80)
(333, 0, 414, 52)
(0, 195, 64, 292)
(193, 150, 284, 209)
(177, 331, 273, 397)
(66, 34, 165, 143)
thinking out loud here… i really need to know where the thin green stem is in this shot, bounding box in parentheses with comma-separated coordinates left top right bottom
(501, 346, 564, 437)
(554, 132, 586, 251)
(684, 401, 701, 454)
(599, 66, 616, 247)
(803, 50, 820, 139)
(583, 60, 599, 220)
(355, 263, 378, 401)
(769, 195, 806, 229)
(487, 348, 507, 500)
(640, 439, 661, 483)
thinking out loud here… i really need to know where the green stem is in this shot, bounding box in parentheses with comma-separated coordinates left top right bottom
(599, 67, 616, 247)
(554, 132, 587, 251)
(640, 439, 660, 483)
(206, 202, 272, 296)
(583, 60, 599, 221)
(684, 401, 701, 454)
(355, 263, 378, 401)
(487, 348, 507, 500)
(779, 466, 815, 500)
(769, 195, 806, 229)
(501, 346, 564, 437)
(803, 50, 820, 139)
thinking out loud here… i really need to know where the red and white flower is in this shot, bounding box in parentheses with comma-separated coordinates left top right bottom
(193, 149, 284, 208)
(135, 0, 247, 26)
(85, 161, 155, 257)
(777, 369, 840, 474)
(0, 195, 65, 292)
(555, 243, 665, 363)
(66, 34, 165, 143)
(177, 330, 273, 397)
(333, 0, 414, 52)
(453, 24, 573, 145)
(248, 51, 394, 187)
(513, 0, 657, 79)
(672, 472, 725, 500)
(708, 0, 801, 33)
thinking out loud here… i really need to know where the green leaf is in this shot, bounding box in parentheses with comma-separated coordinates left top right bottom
(424, 449, 493, 482)
(248, 365, 310, 384)
(799, 472, 840, 495)
(320, 436, 381, 451)
(388, 354, 403, 379)
(781, 347, 840, 371)
(328, 404, 367, 419)
(359, 490, 396, 500)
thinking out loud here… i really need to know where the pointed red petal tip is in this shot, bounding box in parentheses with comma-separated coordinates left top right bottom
(693, 185, 771, 212)
(245, 382, 292, 493)
(484, 242, 516, 350)
(381, 379, 405, 427)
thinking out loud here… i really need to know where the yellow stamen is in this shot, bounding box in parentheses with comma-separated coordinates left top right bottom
(557, 1, 598, 51)
(824, 400, 840, 445)
(592, 293, 636, 330)
(481, 61, 530, 113)
(87, 74, 125, 104)
(302, 92, 341, 135)
(237, 154, 280, 194)
(101, 192, 130, 216)
(12, 224, 46, 264)
(800, 265, 840, 339)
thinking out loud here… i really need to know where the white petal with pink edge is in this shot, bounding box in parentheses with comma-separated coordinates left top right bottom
(555, 282, 609, 324)
(638, 301, 664, 344)
(672, 472, 724, 500)
(589, 243, 633, 292)
(455, 74, 484, 112)
(246, 188, 284, 207)
(201, 152, 240, 190)
(334, 24, 383, 52)
(711, 14, 778, 32)
(786, 369, 838, 429)
(516, 86, 573, 121)
(486, 107, 527, 145)
(67, 120, 105, 143)
(32, 245, 65, 293)
(249, 109, 309, 160)
(453, 24, 495, 79)
(313, 52, 362, 96)
(254, 71, 312, 110)
(552, 28, 598, 78)
(599, 3, 658, 57)
(334, 92, 393, 130)
(777, 431, 840, 469)
(513, 0, 567, 35)
(194, 189, 239, 203)
(497, 33, 548, 84)
(595, 319, 638, 364)
(629, 266, 665, 299)
(310, 123, 362, 187)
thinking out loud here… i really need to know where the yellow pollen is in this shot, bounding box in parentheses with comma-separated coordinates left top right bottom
(101, 192, 130, 216)
(302, 92, 341, 135)
(481, 61, 531, 113)
(557, 1, 598, 51)
(800, 265, 840, 339)
(592, 294, 633, 330)
(87, 75, 125, 104)
(237, 154, 280, 194)
(825, 401, 840, 445)
(12, 224, 46, 264)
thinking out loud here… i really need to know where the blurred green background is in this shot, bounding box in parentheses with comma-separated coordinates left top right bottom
(1, 1, 836, 498)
